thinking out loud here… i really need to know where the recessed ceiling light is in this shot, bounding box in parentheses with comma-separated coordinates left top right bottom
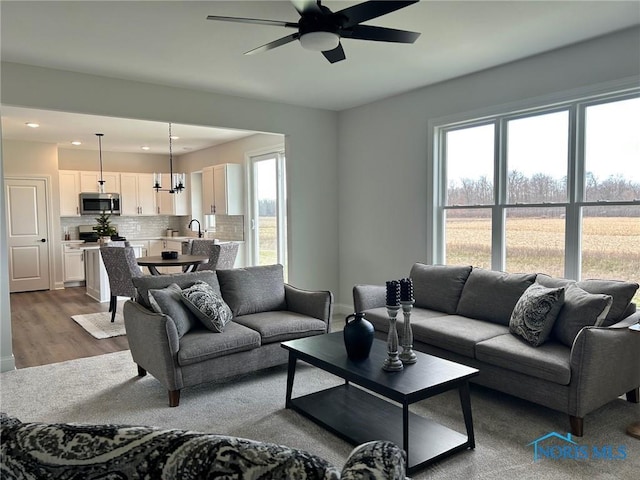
(71, 141, 82, 146)
(170, 136, 179, 140)
(25, 122, 40, 128)
(141, 146, 150, 151)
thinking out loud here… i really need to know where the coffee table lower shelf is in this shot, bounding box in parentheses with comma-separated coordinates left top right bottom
(288, 383, 471, 474)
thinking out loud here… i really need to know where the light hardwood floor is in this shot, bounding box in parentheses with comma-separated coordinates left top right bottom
(10, 287, 129, 369)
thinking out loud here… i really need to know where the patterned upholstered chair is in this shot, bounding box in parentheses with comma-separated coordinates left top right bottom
(189, 240, 239, 271)
(100, 246, 143, 322)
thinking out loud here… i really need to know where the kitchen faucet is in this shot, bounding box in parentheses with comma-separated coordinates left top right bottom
(188, 219, 203, 238)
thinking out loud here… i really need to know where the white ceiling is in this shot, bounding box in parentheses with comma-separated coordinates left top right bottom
(1, 1, 639, 153)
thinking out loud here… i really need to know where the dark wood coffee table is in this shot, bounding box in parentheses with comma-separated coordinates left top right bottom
(281, 332, 479, 474)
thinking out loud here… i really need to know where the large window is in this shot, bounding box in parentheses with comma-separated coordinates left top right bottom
(438, 91, 639, 301)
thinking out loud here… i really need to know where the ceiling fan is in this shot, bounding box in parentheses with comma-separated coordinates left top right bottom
(206, 0, 421, 64)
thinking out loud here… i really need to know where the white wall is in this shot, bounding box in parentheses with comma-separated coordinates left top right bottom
(337, 27, 640, 310)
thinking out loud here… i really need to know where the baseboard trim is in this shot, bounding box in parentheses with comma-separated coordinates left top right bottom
(1, 354, 16, 372)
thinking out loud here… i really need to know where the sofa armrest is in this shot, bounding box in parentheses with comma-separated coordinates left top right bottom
(123, 300, 183, 391)
(569, 311, 640, 417)
(340, 441, 407, 480)
(284, 284, 333, 328)
(353, 284, 386, 312)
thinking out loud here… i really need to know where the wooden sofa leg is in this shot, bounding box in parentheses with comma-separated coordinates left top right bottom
(626, 387, 639, 403)
(169, 390, 181, 407)
(137, 365, 147, 377)
(570, 415, 584, 437)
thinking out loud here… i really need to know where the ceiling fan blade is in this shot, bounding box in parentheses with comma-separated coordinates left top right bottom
(244, 33, 300, 56)
(342, 25, 420, 43)
(336, 1, 419, 29)
(290, 0, 323, 16)
(322, 43, 346, 64)
(206, 15, 298, 29)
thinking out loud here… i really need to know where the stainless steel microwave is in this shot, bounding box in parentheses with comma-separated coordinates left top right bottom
(79, 193, 121, 215)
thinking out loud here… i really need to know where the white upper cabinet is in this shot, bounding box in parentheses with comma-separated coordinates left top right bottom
(202, 164, 243, 215)
(156, 187, 189, 216)
(80, 171, 120, 193)
(120, 173, 156, 216)
(59, 170, 81, 216)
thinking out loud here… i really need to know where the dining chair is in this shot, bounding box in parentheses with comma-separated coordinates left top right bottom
(100, 246, 143, 322)
(189, 240, 239, 271)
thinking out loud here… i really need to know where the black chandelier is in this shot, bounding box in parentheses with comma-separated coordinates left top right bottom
(153, 123, 185, 194)
(96, 133, 105, 193)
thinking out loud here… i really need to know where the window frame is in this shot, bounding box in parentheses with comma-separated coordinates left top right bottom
(431, 86, 640, 280)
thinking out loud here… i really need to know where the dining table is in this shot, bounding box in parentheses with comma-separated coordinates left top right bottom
(136, 255, 209, 275)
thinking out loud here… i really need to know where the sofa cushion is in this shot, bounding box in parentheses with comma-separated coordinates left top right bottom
(177, 322, 261, 366)
(147, 283, 199, 337)
(181, 281, 233, 333)
(410, 263, 472, 313)
(576, 279, 639, 326)
(217, 265, 287, 317)
(549, 283, 613, 348)
(234, 311, 327, 344)
(361, 306, 451, 334)
(133, 271, 221, 309)
(475, 334, 571, 385)
(411, 315, 510, 358)
(509, 283, 565, 347)
(456, 269, 536, 325)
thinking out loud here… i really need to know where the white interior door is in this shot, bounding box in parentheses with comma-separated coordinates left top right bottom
(5, 178, 50, 292)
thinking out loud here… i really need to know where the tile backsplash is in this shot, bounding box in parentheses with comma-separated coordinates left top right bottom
(61, 215, 244, 241)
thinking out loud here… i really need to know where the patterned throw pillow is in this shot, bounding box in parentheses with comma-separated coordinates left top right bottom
(181, 281, 233, 333)
(509, 283, 565, 347)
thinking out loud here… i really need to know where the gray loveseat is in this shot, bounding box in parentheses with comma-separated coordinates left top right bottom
(353, 263, 640, 436)
(0, 413, 406, 479)
(124, 264, 333, 407)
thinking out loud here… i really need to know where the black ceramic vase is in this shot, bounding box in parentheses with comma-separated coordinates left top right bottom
(343, 312, 374, 361)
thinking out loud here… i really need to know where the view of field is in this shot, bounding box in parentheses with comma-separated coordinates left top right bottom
(446, 216, 640, 304)
(257, 216, 278, 266)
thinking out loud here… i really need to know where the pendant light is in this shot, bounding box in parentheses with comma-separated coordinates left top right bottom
(153, 123, 185, 194)
(96, 133, 105, 193)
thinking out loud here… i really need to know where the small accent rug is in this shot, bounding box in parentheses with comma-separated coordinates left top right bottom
(71, 312, 126, 339)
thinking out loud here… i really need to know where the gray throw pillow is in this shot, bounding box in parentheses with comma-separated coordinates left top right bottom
(551, 283, 613, 347)
(181, 281, 233, 333)
(456, 269, 537, 325)
(133, 271, 221, 309)
(217, 265, 287, 317)
(576, 279, 639, 326)
(509, 283, 565, 347)
(148, 283, 200, 337)
(410, 263, 472, 314)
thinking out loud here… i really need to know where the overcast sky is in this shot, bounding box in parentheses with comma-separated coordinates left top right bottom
(447, 97, 640, 184)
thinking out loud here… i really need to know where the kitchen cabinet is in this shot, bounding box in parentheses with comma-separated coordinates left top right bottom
(59, 171, 81, 216)
(63, 245, 85, 282)
(202, 164, 243, 215)
(156, 187, 189, 216)
(80, 171, 121, 194)
(85, 248, 110, 303)
(120, 173, 156, 216)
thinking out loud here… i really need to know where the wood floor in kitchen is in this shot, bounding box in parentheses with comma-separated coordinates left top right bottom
(9, 287, 129, 369)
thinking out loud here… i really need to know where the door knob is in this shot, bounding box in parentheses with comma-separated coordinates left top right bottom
(40, 238, 46, 243)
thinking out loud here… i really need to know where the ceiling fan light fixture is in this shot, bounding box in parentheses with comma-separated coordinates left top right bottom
(299, 31, 339, 52)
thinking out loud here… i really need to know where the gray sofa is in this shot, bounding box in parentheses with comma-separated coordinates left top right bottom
(0, 413, 406, 479)
(124, 264, 333, 407)
(353, 263, 640, 436)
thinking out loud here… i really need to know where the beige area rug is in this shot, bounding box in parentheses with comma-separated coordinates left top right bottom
(1, 351, 639, 479)
(71, 312, 126, 339)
